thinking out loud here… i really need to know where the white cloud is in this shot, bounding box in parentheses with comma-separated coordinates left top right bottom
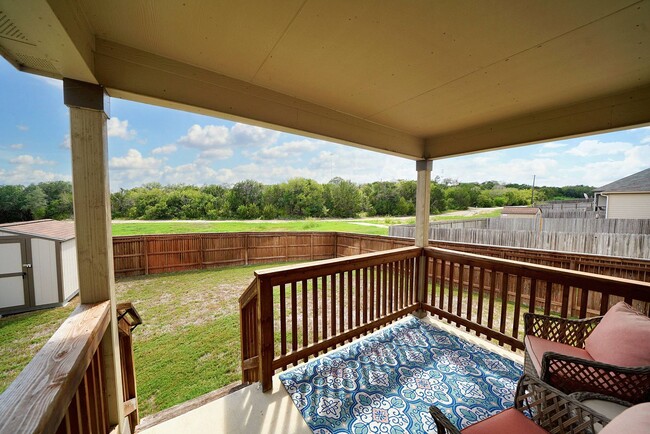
(107, 117, 137, 140)
(33, 75, 63, 88)
(641, 135, 650, 144)
(0, 167, 70, 185)
(10, 154, 55, 165)
(435, 156, 559, 185)
(565, 139, 633, 157)
(536, 152, 559, 157)
(254, 139, 322, 160)
(16, 124, 28, 131)
(179, 124, 229, 148)
(542, 142, 567, 149)
(230, 123, 280, 147)
(574, 145, 650, 187)
(110, 149, 161, 171)
(152, 144, 178, 155)
(60, 134, 71, 149)
(10, 143, 24, 150)
(198, 148, 233, 160)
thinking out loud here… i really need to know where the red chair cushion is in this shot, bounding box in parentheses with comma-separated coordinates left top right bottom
(462, 408, 547, 434)
(525, 335, 593, 376)
(585, 302, 650, 367)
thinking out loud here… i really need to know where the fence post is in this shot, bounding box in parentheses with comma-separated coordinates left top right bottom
(257, 275, 274, 392)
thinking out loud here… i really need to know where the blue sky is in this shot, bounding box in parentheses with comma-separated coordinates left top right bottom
(1, 59, 649, 191)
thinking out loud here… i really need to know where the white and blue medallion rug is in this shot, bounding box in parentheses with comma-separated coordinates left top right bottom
(279, 316, 523, 433)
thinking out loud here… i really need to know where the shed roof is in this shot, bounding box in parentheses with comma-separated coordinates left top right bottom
(502, 206, 541, 215)
(0, 220, 75, 241)
(595, 168, 650, 193)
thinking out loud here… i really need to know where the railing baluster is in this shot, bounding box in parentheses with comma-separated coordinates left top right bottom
(280, 284, 287, 358)
(382, 263, 388, 316)
(363, 267, 369, 324)
(456, 264, 464, 324)
(579, 287, 589, 318)
(529, 278, 538, 314)
(600, 293, 610, 315)
(544, 281, 552, 315)
(355, 268, 361, 326)
(322, 276, 328, 341)
(512, 275, 523, 347)
(430, 258, 437, 306)
(370, 266, 376, 321)
(476, 267, 485, 328)
(466, 265, 474, 332)
(339, 272, 345, 334)
(291, 282, 298, 359)
(388, 262, 394, 314)
(499, 273, 509, 344)
(439, 260, 446, 311)
(448, 262, 455, 318)
(487, 269, 496, 330)
(330, 274, 336, 343)
(560, 283, 570, 318)
(313, 277, 319, 348)
(302, 279, 308, 363)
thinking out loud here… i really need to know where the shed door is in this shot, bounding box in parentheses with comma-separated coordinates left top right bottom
(0, 239, 30, 311)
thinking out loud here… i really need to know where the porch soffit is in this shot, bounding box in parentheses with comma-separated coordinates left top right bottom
(1, 0, 649, 160)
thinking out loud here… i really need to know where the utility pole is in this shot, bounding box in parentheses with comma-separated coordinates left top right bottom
(531, 174, 536, 206)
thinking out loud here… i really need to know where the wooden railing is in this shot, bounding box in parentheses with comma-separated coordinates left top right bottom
(240, 246, 422, 391)
(422, 247, 650, 351)
(0, 302, 140, 434)
(241, 246, 650, 390)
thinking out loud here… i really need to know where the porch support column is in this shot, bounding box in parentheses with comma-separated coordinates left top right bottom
(64, 80, 126, 433)
(414, 160, 432, 317)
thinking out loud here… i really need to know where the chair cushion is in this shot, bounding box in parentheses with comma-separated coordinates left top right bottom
(585, 302, 650, 367)
(462, 408, 547, 434)
(525, 335, 593, 376)
(599, 403, 650, 434)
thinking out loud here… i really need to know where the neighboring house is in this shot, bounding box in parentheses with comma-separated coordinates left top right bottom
(593, 168, 650, 219)
(501, 206, 541, 219)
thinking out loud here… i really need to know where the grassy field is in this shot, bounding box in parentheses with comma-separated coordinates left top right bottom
(111, 209, 501, 236)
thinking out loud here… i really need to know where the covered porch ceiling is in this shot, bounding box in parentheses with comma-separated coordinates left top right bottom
(1, 0, 649, 160)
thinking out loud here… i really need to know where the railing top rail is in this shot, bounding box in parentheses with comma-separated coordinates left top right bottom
(0, 301, 110, 434)
(255, 246, 422, 286)
(425, 247, 650, 301)
(239, 278, 258, 306)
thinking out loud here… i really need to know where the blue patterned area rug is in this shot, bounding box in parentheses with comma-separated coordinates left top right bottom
(280, 316, 523, 433)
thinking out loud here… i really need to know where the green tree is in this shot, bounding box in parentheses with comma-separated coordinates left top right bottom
(325, 178, 362, 218)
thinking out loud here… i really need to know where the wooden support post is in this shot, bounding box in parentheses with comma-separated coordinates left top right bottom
(257, 276, 274, 392)
(64, 79, 127, 434)
(415, 160, 432, 318)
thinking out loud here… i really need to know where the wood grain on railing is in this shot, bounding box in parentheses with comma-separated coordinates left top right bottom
(252, 247, 421, 390)
(0, 302, 110, 434)
(239, 279, 259, 383)
(423, 247, 650, 351)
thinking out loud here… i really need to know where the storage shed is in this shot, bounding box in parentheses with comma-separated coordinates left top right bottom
(0, 220, 78, 315)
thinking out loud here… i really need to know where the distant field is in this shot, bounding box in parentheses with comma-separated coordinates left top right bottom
(111, 220, 390, 236)
(111, 209, 501, 236)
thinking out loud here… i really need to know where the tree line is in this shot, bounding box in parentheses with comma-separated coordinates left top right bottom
(0, 179, 594, 223)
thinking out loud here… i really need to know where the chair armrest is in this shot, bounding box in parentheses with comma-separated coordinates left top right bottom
(540, 352, 650, 404)
(429, 406, 462, 434)
(516, 374, 610, 434)
(523, 312, 602, 347)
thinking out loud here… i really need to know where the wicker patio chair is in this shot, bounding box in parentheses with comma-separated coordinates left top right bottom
(523, 312, 650, 404)
(429, 374, 609, 434)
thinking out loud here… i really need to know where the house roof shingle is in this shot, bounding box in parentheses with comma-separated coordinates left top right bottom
(0, 219, 75, 241)
(595, 168, 650, 193)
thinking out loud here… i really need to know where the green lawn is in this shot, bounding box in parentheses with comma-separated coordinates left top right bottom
(112, 220, 390, 236)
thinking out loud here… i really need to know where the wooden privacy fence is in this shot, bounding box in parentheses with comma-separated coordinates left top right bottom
(113, 232, 336, 277)
(240, 246, 650, 390)
(389, 223, 650, 258)
(0, 301, 140, 434)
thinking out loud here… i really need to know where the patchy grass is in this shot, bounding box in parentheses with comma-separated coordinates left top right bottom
(0, 300, 78, 392)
